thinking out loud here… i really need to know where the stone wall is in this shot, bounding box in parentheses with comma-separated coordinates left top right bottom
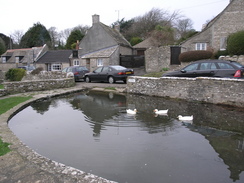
(145, 46, 170, 73)
(2, 78, 75, 96)
(219, 55, 244, 65)
(126, 76, 244, 108)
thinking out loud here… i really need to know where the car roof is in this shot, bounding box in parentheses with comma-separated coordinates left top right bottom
(193, 59, 236, 63)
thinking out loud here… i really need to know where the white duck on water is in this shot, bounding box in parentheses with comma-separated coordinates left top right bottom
(177, 115, 193, 121)
(153, 109, 168, 115)
(126, 109, 137, 114)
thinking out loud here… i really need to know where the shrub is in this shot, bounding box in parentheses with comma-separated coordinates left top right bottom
(227, 30, 244, 55)
(214, 50, 229, 59)
(5, 68, 26, 81)
(179, 50, 213, 62)
(31, 67, 43, 75)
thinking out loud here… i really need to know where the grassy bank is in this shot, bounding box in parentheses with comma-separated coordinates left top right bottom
(0, 96, 32, 115)
(0, 96, 32, 156)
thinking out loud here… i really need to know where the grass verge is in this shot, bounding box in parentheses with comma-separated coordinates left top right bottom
(0, 96, 32, 115)
(0, 138, 11, 156)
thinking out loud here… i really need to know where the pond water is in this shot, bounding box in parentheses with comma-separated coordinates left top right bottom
(8, 91, 244, 183)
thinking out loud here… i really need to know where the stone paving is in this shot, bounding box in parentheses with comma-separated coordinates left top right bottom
(0, 82, 126, 183)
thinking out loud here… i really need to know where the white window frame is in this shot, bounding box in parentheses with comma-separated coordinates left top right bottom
(15, 56, 19, 63)
(195, 43, 207, 50)
(2, 57, 6, 63)
(97, 58, 103, 66)
(73, 59, 80, 66)
(220, 37, 227, 50)
(51, 64, 61, 71)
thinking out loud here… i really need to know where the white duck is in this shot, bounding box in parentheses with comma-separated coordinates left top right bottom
(153, 109, 168, 115)
(177, 115, 193, 121)
(126, 109, 137, 114)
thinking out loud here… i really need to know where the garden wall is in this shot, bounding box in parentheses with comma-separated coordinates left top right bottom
(126, 76, 244, 108)
(0, 78, 75, 96)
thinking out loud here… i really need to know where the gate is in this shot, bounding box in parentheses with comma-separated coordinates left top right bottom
(170, 46, 181, 65)
(120, 55, 145, 68)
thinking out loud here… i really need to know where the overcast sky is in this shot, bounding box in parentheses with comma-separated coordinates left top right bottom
(1, 0, 230, 36)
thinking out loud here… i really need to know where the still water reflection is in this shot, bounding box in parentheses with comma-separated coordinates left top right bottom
(8, 91, 244, 183)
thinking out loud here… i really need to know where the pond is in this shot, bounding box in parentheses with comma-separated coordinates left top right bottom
(8, 91, 244, 183)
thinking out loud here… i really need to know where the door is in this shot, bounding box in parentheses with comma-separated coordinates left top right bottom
(170, 46, 181, 65)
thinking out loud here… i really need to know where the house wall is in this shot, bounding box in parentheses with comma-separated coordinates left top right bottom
(119, 46, 133, 55)
(79, 24, 118, 55)
(181, 0, 244, 52)
(127, 76, 244, 108)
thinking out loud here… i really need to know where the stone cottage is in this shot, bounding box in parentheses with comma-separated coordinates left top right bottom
(0, 44, 48, 72)
(181, 0, 244, 53)
(35, 50, 72, 71)
(72, 14, 133, 71)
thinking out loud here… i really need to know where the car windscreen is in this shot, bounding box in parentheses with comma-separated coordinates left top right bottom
(231, 62, 244, 68)
(77, 67, 88, 71)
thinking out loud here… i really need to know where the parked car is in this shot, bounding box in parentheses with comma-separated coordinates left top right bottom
(18, 65, 36, 71)
(84, 65, 134, 84)
(62, 66, 89, 81)
(162, 59, 244, 78)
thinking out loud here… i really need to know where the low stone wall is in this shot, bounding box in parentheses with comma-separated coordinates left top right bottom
(126, 76, 244, 108)
(2, 78, 75, 96)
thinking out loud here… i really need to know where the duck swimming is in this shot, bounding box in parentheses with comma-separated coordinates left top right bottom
(126, 109, 137, 114)
(153, 109, 168, 115)
(177, 115, 193, 121)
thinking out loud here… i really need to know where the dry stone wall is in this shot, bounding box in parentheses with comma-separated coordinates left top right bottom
(126, 76, 244, 108)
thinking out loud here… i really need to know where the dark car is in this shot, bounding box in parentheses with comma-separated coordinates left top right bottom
(162, 59, 244, 78)
(84, 65, 134, 84)
(62, 66, 89, 81)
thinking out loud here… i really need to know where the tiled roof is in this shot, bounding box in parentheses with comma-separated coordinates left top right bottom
(82, 45, 119, 58)
(37, 50, 72, 63)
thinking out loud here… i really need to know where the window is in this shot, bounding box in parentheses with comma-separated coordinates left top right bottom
(97, 58, 103, 66)
(200, 63, 217, 70)
(195, 43, 207, 50)
(51, 64, 61, 71)
(73, 60, 80, 66)
(184, 63, 199, 71)
(220, 37, 227, 50)
(218, 63, 234, 69)
(15, 56, 19, 63)
(2, 57, 6, 63)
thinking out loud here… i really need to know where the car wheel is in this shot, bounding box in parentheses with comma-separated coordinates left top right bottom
(85, 76, 91, 83)
(108, 76, 114, 84)
(123, 80, 127, 84)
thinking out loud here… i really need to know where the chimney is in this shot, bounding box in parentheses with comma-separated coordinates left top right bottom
(114, 24, 120, 32)
(92, 14, 100, 24)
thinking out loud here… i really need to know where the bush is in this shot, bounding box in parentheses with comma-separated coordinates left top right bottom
(31, 67, 43, 75)
(214, 50, 229, 59)
(5, 68, 26, 81)
(227, 30, 244, 55)
(179, 50, 213, 62)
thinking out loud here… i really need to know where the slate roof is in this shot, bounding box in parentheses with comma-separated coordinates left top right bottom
(82, 45, 119, 59)
(1, 47, 43, 63)
(36, 50, 72, 64)
(100, 23, 132, 48)
(133, 37, 156, 49)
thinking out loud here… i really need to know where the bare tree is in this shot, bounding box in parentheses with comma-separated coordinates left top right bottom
(11, 30, 24, 45)
(48, 27, 60, 49)
(123, 8, 182, 41)
(175, 18, 194, 38)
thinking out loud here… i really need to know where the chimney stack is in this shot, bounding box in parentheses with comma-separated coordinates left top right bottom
(92, 14, 100, 24)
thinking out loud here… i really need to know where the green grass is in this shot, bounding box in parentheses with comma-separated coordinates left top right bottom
(105, 87, 116, 90)
(0, 84, 4, 89)
(0, 138, 11, 156)
(142, 72, 164, 78)
(0, 96, 32, 115)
